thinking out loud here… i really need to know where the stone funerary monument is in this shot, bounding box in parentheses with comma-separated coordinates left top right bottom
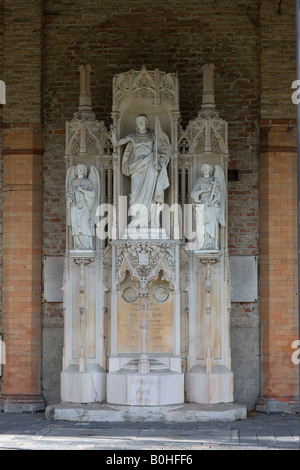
(57, 64, 243, 418)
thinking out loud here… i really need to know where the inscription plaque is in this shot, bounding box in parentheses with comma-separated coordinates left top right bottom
(118, 279, 173, 354)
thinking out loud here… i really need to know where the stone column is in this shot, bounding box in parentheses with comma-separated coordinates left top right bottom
(0, 0, 44, 412)
(0, 125, 44, 412)
(138, 289, 150, 374)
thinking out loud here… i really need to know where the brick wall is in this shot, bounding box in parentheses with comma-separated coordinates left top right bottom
(0, 0, 44, 410)
(2, 0, 42, 124)
(258, 0, 299, 411)
(260, 0, 296, 120)
(2, 127, 43, 397)
(259, 123, 298, 406)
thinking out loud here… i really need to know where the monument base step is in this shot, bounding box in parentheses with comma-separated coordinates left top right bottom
(45, 402, 247, 423)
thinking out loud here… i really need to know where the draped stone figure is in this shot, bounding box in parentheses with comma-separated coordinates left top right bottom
(66, 163, 100, 250)
(191, 163, 226, 250)
(112, 114, 172, 229)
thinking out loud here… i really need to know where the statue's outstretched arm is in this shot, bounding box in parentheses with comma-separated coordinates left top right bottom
(118, 135, 131, 146)
(110, 124, 131, 147)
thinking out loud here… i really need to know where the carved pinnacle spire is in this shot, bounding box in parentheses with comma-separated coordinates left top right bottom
(199, 63, 218, 118)
(77, 64, 95, 120)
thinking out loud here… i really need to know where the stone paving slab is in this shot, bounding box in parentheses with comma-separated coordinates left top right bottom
(0, 411, 299, 451)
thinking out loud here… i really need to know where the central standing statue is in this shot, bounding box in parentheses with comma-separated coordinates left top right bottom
(113, 114, 172, 229)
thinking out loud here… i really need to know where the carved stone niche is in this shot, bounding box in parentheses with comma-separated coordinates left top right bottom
(111, 66, 181, 237)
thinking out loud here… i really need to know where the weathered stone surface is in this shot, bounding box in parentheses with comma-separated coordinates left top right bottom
(230, 255, 258, 302)
(43, 257, 64, 302)
(45, 402, 247, 423)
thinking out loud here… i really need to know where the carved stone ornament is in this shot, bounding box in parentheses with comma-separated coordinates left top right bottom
(72, 254, 95, 266)
(177, 63, 228, 156)
(153, 285, 169, 302)
(122, 286, 138, 303)
(112, 66, 178, 109)
(194, 251, 221, 265)
(65, 118, 113, 158)
(177, 115, 228, 155)
(64, 65, 113, 159)
(114, 241, 176, 290)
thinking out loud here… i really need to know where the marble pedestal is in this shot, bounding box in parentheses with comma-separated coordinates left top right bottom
(61, 364, 106, 404)
(107, 370, 184, 406)
(185, 365, 233, 404)
(60, 251, 107, 405)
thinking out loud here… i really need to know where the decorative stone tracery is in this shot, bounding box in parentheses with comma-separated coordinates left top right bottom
(115, 241, 176, 290)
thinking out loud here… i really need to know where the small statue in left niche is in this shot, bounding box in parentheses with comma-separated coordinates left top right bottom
(66, 163, 100, 251)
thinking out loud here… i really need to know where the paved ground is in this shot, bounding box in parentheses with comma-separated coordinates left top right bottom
(0, 411, 299, 451)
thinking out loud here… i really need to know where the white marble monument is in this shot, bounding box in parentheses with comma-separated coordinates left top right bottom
(57, 63, 240, 416)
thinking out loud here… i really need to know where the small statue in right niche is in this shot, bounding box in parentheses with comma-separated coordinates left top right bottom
(191, 163, 226, 251)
